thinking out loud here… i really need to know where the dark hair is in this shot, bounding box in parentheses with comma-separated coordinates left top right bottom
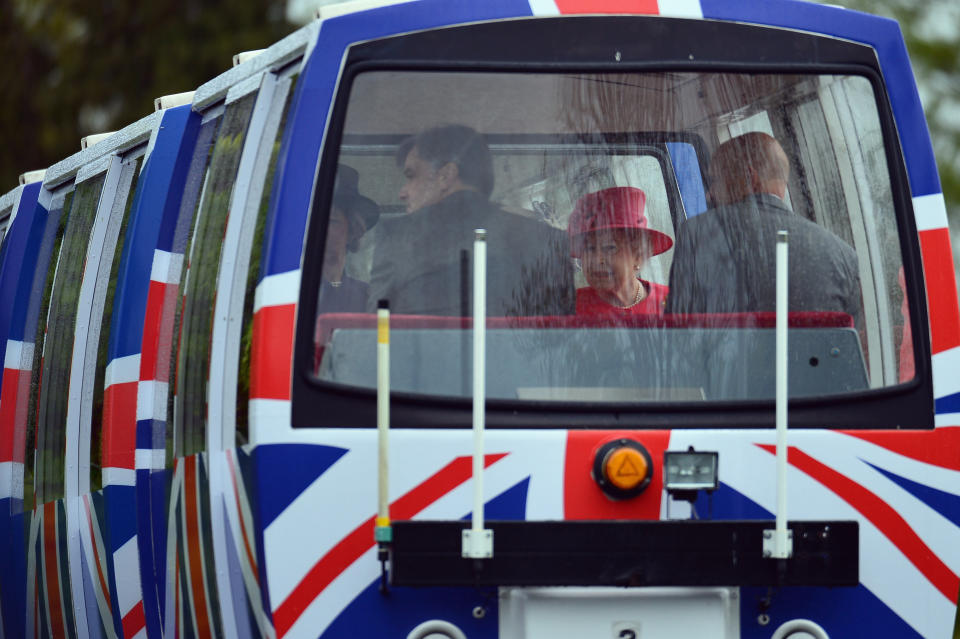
(396, 124, 494, 197)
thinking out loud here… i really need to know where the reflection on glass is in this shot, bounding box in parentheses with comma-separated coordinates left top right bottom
(36, 175, 105, 504)
(237, 74, 299, 446)
(312, 71, 908, 403)
(90, 155, 144, 493)
(175, 94, 256, 457)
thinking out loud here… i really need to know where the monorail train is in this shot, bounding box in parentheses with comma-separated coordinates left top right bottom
(2, 0, 959, 637)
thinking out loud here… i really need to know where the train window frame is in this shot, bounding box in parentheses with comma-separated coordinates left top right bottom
(291, 16, 931, 430)
(85, 147, 147, 494)
(233, 69, 301, 448)
(172, 91, 258, 458)
(35, 171, 107, 504)
(163, 111, 223, 468)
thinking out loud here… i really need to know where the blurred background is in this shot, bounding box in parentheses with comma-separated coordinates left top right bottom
(1, 0, 957, 288)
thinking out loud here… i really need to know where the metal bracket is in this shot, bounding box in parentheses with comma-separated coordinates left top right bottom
(762, 529, 793, 558)
(462, 529, 494, 559)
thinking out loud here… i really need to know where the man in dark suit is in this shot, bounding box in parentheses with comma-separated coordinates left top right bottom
(665, 132, 862, 323)
(367, 125, 574, 317)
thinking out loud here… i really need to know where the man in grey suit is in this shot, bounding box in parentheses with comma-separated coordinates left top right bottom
(665, 132, 862, 324)
(367, 125, 574, 317)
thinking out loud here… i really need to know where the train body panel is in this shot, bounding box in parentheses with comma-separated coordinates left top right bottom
(1, 1, 958, 638)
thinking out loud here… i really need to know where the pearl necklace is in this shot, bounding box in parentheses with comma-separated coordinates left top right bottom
(615, 279, 645, 309)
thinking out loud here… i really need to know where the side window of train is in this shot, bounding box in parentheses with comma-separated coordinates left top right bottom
(89, 152, 145, 492)
(235, 72, 299, 446)
(162, 115, 223, 467)
(32, 174, 105, 504)
(300, 65, 919, 426)
(22, 188, 71, 510)
(172, 93, 257, 457)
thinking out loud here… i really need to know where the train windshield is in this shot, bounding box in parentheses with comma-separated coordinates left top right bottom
(312, 70, 911, 404)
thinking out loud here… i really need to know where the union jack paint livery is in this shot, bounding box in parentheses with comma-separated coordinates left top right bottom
(1, 1, 958, 638)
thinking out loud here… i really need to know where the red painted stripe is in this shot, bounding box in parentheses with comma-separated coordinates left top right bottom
(83, 495, 112, 612)
(102, 382, 137, 469)
(154, 280, 181, 385)
(554, 0, 658, 13)
(273, 453, 508, 638)
(250, 304, 295, 400)
(183, 457, 213, 639)
(122, 600, 146, 638)
(758, 444, 959, 603)
(919, 228, 960, 354)
(42, 502, 67, 639)
(0, 367, 23, 461)
(564, 430, 669, 520)
(226, 449, 259, 585)
(847, 427, 960, 473)
(14, 367, 33, 466)
(139, 281, 168, 381)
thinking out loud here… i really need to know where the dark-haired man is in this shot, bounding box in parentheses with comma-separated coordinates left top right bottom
(367, 125, 574, 317)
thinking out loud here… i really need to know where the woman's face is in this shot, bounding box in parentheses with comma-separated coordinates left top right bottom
(580, 230, 643, 293)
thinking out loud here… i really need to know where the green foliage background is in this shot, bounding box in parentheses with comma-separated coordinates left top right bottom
(0, 0, 294, 192)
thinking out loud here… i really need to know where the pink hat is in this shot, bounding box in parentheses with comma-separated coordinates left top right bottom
(567, 187, 673, 257)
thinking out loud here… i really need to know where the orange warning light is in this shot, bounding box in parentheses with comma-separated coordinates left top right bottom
(592, 438, 654, 500)
(604, 447, 649, 491)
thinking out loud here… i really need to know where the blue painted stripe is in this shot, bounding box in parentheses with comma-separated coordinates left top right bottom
(866, 461, 960, 528)
(4, 195, 51, 343)
(700, 0, 939, 198)
(107, 105, 200, 360)
(0, 504, 27, 639)
(0, 183, 41, 366)
(934, 391, 960, 415)
(253, 444, 347, 528)
(263, 0, 534, 279)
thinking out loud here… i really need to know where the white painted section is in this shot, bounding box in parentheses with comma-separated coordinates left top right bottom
(913, 193, 948, 232)
(932, 346, 960, 400)
(134, 449, 166, 471)
(0, 461, 23, 499)
(499, 587, 738, 639)
(113, 535, 143, 617)
(4, 339, 32, 370)
(265, 429, 566, 635)
(526, 0, 560, 15)
(136, 380, 169, 422)
(249, 399, 293, 444)
(104, 354, 141, 387)
(253, 270, 301, 311)
(102, 467, 136, 487)
(207, 451, 240, 639)
(150, 249, 184, 285)
(657, 0, 703, 19)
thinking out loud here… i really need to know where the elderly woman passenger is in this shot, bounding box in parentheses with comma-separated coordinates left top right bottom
(567, 187, 673, 316)
(318, 164, 380, 313)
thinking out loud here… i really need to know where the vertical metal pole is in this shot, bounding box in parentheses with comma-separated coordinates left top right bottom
(773, 230, 791, 559)
(375, 301, 391, 544)
(463, 230, 493, 559)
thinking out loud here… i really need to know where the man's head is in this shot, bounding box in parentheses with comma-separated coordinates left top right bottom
(707, 132, 790, 207)
(396, 125, 494, 213)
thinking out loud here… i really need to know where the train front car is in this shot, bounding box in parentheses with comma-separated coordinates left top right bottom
(277, 2, 959, 639)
